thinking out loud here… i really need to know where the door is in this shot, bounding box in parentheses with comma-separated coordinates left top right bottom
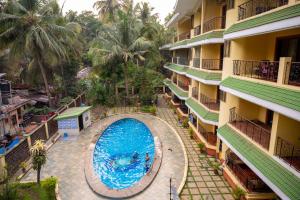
(275, 36, 300, 61)
(266, 110, 274, 127)
(78, 115, 84, 131)
(221, 5, 227, 29)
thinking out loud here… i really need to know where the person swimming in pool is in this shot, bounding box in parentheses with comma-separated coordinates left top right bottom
(131, 151, 139, 163)
(145, 153, 150, 172)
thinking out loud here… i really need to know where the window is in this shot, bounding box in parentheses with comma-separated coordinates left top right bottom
(220, 91, 227, 102)
(224, 40, 231, 57)
(226, 0, 234, 10)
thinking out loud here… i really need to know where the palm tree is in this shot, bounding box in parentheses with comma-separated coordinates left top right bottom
(30, 140, 47, 185)
(0, 0, 75, 107)
(92, 11, 152, 98)
(93, 0, 122, 22)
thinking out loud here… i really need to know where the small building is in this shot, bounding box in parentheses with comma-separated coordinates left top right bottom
(55, 106, 92, 136)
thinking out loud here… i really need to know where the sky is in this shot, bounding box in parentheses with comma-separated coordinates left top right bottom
(58, 0, 176, 22)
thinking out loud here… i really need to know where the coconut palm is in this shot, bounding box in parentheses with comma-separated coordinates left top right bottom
(30, 140, 47, 185)
(93, 0, 122, 22)
(0, 0, 75, 107)
(92, 11, 152, 98)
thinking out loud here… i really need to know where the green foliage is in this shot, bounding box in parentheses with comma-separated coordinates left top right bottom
(59, 96, 74, 106)
(41, 177, 57, 200)
(232, 187, 246, 200)
(141, 106, 156, 115)
(25, 106, 54, 115)
(189, 128, 194, 139)
(182, 118, 189, 128)
(198, 142, 205, 152)
(0, 180, 19, 200)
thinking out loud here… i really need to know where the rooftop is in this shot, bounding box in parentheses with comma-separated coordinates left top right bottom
(163, 79, 188, 100)
(55, 106, 92, 120)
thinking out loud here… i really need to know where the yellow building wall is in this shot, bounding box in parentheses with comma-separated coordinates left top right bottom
(204, 0, 222, 22)
(198, 119, 215, 132)
(201, 44, 222, 59)
(199, 83, 218, 99)
(177, 18, 192, 35)
(276, 114, 300, 147)
(238, 99, 267, 122)
(193, 11, 202, 27)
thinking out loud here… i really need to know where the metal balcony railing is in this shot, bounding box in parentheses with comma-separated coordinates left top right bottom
(229, 108, 271, 150)
(198, 124, 217, 145)
(233, 60, 279, 82)
(238, 0, 288, 21)
(178, 31, 191, 41)
(193, 58, 200, 68)
(178, 80, 189, 91)
(200, 93, 220, 111)
(172, 57, 178, 64)
(178, 57, 189, 66)
(179, 104, 189, 114)
(192, 87, 199, 100)
(287, 62, 300, 87)
(203, 16, 226, 33)
(202, 59, 223, 70)
(275, 137, 300, 172)
(226, 153, 272, 192)
(194, 25, 201, 36)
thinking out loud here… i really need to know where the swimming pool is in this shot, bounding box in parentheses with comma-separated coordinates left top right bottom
(93, 118, 155, 190)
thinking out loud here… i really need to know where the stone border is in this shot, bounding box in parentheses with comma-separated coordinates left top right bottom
(84, 114, 163, 199)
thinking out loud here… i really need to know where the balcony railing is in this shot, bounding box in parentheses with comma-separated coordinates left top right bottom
(202, 59, 223, 70)
(198, 124, 217, 145)
(233, 60, 279, 82)
(227, 153, 272, 193)
(193, 58, 200, 68)
(192, 87, 199, 100)
(287, 62, 300, 87)
(203, 16, 226, 33)
(200, 94, 220, 111)
(238, 0, 288, 21)
(229, 108, 271, 150)
(172, 57, 178, 64)
(178, 57, 189, 66)
(178, 31, 191, 41)
(178, 80, 189, 91)
(179, 104, 189, 114)
(275, 137, 300, 172)
(194, 25, 201, 36)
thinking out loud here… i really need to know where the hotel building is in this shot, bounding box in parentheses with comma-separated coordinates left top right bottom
(162, 0, 300, 199)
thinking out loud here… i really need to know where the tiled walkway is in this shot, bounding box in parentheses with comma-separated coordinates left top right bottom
(155, 97, 234, 200)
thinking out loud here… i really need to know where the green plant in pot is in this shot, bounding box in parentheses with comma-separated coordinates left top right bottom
(212, 162, 221, 175)
(20, 162, 27, 174)
(232, 187, 246, 200)
(198, 142, 205, 153)
(182, 118, 189, 128)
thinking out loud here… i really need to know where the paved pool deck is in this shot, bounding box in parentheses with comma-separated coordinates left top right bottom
(22, 113, 187, 200)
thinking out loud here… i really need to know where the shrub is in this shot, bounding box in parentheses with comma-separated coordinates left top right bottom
(59, 96, 73, 106)
(188, 128, 194, 139)
(232, 187, 246, 200)
(141, 106, 156, 115)
(182, 118, 189, 128)
(198, 142, 205, 153)
(41, 177, 57, 200)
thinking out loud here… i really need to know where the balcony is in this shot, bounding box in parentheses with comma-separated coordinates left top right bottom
(198, 124, 217, 145)
(229, 108, 271, 150)
(203, 16, 226, 33)
(193, 58, 200, 68)
(179, 104, 189, 115)
(178, 80, 189, 91)
(194, 25, 201, 36)
(275, 137, 300, 172)
(233, 60, 279, 82)
(172, 57, 189, 66)
(200, 93, 220, 111)
(202, 59, 223, 71)
(192, 87, 199, 100)
(287, 62, 300, 87)
(178, 31, 191, 41)
(238, 0, 288, 21)
(226, 152, 272, 193)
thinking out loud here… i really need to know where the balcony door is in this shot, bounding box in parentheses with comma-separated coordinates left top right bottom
(275, 36, 300, 62)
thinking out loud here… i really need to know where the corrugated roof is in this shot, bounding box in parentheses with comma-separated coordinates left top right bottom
(55, 106, 92, 120)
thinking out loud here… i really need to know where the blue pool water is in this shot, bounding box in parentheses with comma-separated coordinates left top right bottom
(93, 118, 155, 189)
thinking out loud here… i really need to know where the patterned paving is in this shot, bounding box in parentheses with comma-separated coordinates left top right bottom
(155, 97, 234, 200)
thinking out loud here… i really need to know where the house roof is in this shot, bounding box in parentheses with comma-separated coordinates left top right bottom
(185, 98, 218, 125)
(220, 77, 300, 121)
(163, 79, 188, 100)
(225, 3, 300, 35)
(55, 106, 92, 120)
(218, 125, 300, 200)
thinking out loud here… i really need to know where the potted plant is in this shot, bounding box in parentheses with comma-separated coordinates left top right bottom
(198, 142, 205, 153)
(232, 187, 246, 200)
(182, 118, 189, 128)
(212, 162, 221, 175)
(20, 162, 27, 173)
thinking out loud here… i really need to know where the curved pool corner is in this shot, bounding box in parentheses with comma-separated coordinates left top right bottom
(84, 117, 163, 199)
